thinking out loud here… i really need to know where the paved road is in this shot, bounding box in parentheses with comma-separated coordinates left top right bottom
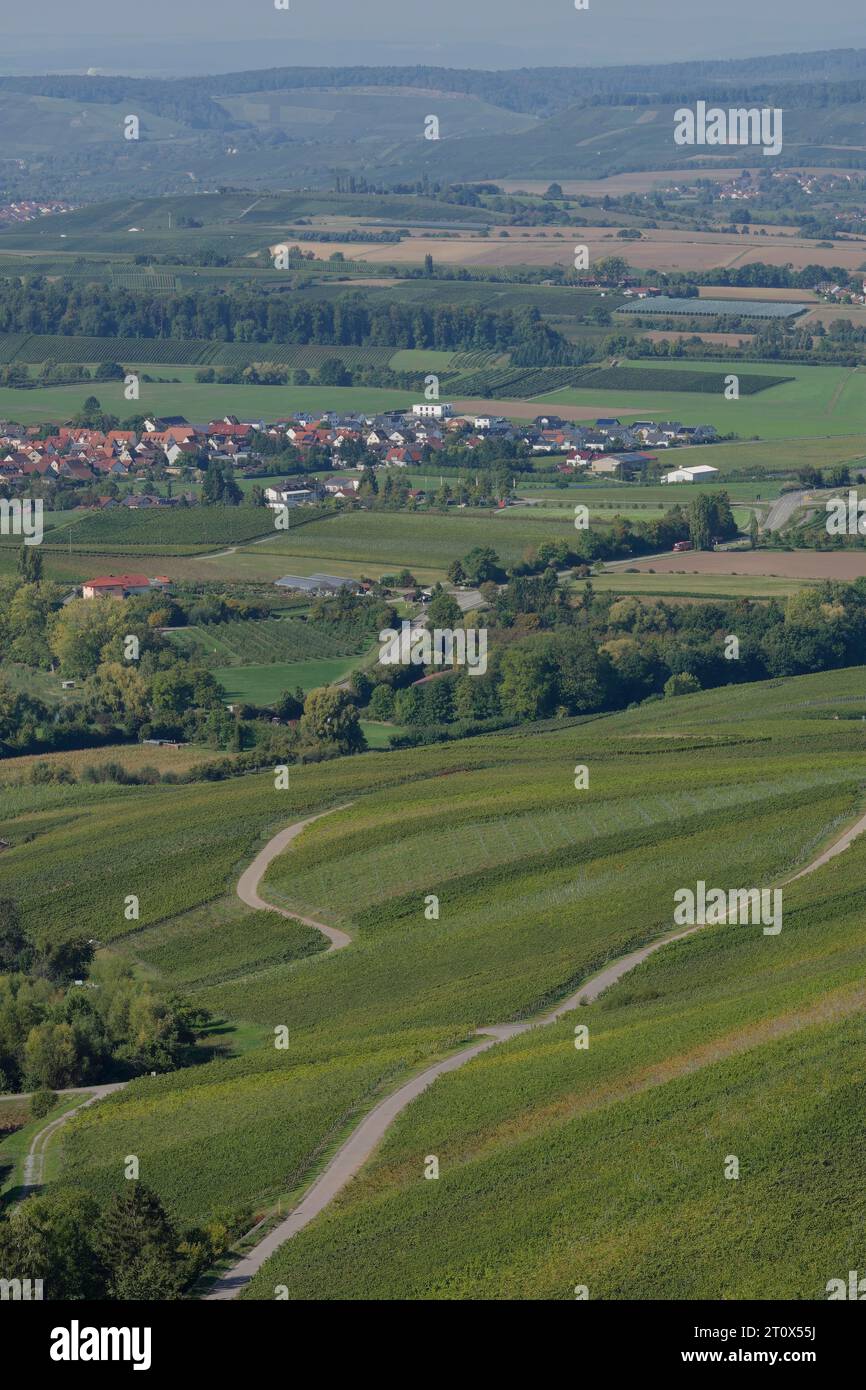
(783, 809, 866, 883)
(237, 808, 355, 951)
(762, 489, 808, 532)
(204, 800, 866, 1300)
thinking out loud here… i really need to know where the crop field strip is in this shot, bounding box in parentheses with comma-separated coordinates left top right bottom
(617, 297, 808, 319)
(0, 333, 395, 369)
(22, 505, 281, 553)
(567, 365, 794, 395)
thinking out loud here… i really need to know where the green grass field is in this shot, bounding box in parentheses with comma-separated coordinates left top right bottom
(32, 506, 277, 553)
(542, 361, 866, 444)
(214, 658, 358, 702)
(679, 436, 866, 476)
(250, 509, 579, 577)
(0, 381, 413, 425)
(0, 1092, 92, 1199)
(580, 570, 819, 598)
(518, 482, 774, 504)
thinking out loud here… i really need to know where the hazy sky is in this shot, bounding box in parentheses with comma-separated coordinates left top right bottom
(3, 0, 865, 74)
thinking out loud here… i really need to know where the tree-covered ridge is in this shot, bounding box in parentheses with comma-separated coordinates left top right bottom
(6, 49, 866, 123)
(0, 280, 573, 360)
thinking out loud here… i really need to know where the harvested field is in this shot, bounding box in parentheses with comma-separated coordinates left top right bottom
(799, 304, 866, 328)
(696, 286, 817, 302)
(614, 550, 866, 580)
(293, 225, 866, 273)
(497, 168, 854, 196)
(451, 397, 644, 420)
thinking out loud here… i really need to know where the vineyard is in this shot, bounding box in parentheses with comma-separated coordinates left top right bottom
(568, 365, 794, 395)
(109, 267, 182, 292)
(0, 333, 33, 365)
(207, 343, 394, 370)
(448, 350, 509, 371)
(169, 616, 363, 666)
(440, 363, 578, 397)
(43, 506, 277, 553)
(7, 663, 861, 1278)
(0, 333, 395, 370)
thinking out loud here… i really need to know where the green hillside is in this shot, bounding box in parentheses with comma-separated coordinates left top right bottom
(0, 664, 858, 1304)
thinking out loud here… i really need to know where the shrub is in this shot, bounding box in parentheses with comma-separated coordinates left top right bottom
(30, 1088, 57, 1120)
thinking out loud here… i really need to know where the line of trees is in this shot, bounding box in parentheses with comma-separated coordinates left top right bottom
(0, 279, 575, 360)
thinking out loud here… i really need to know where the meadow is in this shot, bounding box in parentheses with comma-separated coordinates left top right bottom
(542, 361, 866, 442)
(0, 741, 233, 785)
(518, 481, 772, 505)
(579, 570, 819, 599)
(0, 381, 412, 425)
(672, 436, 866, 477)
(213, 659, 358, 702)
(249, 509, 578, 577)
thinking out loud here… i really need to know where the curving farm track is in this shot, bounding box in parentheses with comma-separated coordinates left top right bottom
(205, 799, 866, 1300)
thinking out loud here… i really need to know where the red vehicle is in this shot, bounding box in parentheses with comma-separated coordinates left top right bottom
(672, 540, 693, 552)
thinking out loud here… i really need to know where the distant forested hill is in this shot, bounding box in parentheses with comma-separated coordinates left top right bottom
(7, 48, 866, 198)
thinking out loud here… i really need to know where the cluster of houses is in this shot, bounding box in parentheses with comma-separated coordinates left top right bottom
(0, 199, 73, 226)
(1, 403, 721, 506)
(814, 279, 866, 305)
(0, 414, 254, 493)
(533, 415, 718, 482)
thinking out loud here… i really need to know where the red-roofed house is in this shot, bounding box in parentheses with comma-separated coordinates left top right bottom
(82, 574, 170, 600)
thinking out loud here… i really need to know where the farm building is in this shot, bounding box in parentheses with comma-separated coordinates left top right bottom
(275, 574, 362, 595)
(82, 574, 171, 599)
(264, 483, 321, 507)
(661, 464, 720, 484)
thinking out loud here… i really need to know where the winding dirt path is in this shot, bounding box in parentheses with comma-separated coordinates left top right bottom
(204, 799, 866, 1300)
(20, 1084, 127, 1197)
